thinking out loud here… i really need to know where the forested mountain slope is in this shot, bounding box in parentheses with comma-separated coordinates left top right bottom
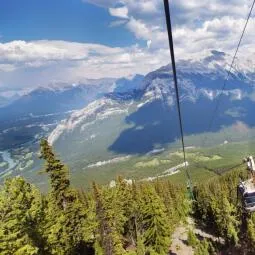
(1, 140, 255, 254)
(49, 51, 255, 173)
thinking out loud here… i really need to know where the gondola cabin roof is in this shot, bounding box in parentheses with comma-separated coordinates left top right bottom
(240, 178, 255, 194)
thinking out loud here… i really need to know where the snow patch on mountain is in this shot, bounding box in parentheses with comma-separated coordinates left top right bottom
(48, 50, 255, 148)
(48, 98, 130, 145)
(137, 99, 153, 108)
(146, 148, 165, 156)
(98, 108, 128, 118)
(87, 156, 131, 168)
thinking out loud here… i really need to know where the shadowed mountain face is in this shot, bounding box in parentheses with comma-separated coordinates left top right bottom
(106, 56, 255, 155)
(113, 75, 144, 93)
(0, 82, 114, 121)
(108, 100, 180, 154)
(48, 53, 255, 167)
(0, 83, 112, 151)
(0, 76, 147, 151)
(108, 96, 255, 155)
(2, 51, 255, 182)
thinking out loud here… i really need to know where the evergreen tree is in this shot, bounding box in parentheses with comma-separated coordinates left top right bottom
(247, 213, 255, 252)
(138, 184, 171, 255)
(93, 182, 126, 255)
(136, 234, 146, 255)
(194, 240, 210, 255)
(94, 239, 104, 255)
(0, 177, 42, 255)
(40, 139, 73, 209)
(79, 191, 98, 245)
(40, 139, 86, 254)
(214, 195, 239, 245)
(187, 229, 198, 248)
(154, 180, 189, 226)
(6, 138, 250, 254)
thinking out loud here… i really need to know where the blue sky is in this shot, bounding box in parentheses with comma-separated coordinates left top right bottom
(0, 0, 137, 47)
(0, 0, 254, 92)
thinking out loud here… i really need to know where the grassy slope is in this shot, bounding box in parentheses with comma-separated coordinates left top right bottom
(69, 139, 254, 189)
(2, 121, 255, 191)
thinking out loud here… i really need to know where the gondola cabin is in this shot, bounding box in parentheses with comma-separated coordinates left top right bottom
(238, 178, 255, 212)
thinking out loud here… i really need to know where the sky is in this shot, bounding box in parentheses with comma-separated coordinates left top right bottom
(0, 0, 255, 93)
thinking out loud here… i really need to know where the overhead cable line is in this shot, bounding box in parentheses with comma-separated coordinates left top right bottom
(194, 161, 246, 176)
(202, 0, 255, 147)
(163, 0, 194, 199)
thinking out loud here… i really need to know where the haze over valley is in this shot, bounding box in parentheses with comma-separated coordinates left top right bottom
(1, 50, 255, 188)
(2, 1, 255, 254)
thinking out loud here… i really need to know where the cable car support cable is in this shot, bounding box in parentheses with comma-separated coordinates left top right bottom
(202, 0, 255, 147)
(163, 0, 194, 199)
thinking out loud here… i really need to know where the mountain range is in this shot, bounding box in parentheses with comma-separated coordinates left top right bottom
(1, 50, 255, 185)
(48, 50, 255, 171)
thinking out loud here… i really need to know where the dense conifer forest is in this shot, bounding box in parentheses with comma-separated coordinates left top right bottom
(1, 139, 255, 254)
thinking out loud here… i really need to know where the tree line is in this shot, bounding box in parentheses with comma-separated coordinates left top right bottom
(193, 166, 255, 254)
(0, 139, 189, 255)
(2, 139, 255, 254)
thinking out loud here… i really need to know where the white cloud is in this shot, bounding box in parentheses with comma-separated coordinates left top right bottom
(125, 0, 160, 15)
(0, 40, 124, 64)
(147, 40, 152, 49)
(84, 0, 160, 15)
(126, 17, 151, 40)
(126, 17, 167, 48)
(109, 20, 127, 27)
(109, 6, 128, 19)
(174, 0, 251, 22)
(1, 11, 255, 90)
(172, 16, 255, 56)
(1, 0, 255, 90)
(137, 1, 158, 13)
(84, 0, 255, 53)
(0, 40, 170, 89)
(0, 64, 16, 72)
(82, 0, 116, 8)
